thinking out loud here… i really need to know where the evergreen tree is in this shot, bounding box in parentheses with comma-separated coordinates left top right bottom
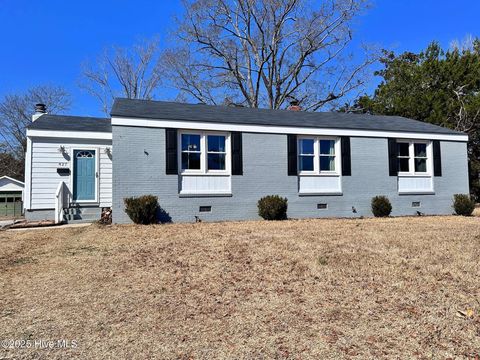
(349, 41, 480, 200)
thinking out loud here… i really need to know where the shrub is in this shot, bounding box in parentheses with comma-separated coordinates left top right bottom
(257, 195, 288, 220)
(371, 195, 392, 217)
(453, 194, 475, 216)
(124, 195, 159, 224)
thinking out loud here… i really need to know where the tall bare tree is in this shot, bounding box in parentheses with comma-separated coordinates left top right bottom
(161, 0, 377, 110)
(81, 38, 163, 115)
(0, 85, 71, 156)
(0, 85, 71, 180)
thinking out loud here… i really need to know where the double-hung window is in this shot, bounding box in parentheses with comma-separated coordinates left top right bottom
(397, 142, 410, 172)
(207, 135, 227, 171)
(298, 138, 315, 172)
(297, 137, 340, 175)
(179, 131, 230, 174)
(181, 134, 202, 170)
(319, 139, 336, 172)
(397, 140, 431, 175)
(414, 143, 428, 172)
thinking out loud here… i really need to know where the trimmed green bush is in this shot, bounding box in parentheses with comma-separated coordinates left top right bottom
(453, 194, 475, 216)
(258, 195, 288, 220)
(371, 195, 392, 217)
(124, 195, 159, 224)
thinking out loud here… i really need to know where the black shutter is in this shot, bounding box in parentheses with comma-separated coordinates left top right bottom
(388, 138, 398, 176)
(287, 134, 297, 176)
(165, 128, 178, 175)
(231, 132, 243, 175)
(433, 140, 442, 177)
(341, 137, 351, 176)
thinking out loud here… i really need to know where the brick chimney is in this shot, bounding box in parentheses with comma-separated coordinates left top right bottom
(32, 103, 46, 122)
(287, 100, 302, 111)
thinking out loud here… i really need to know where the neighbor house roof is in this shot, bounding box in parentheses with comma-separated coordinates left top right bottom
(0, 176, 24, 186)
(27, 114, 111, 133)
(111, 98, 464, 136)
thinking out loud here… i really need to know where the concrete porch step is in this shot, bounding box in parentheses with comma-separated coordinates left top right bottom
(63, 206, 101, 223)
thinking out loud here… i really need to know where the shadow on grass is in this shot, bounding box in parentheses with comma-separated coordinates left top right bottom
(157, 207, 172, 224)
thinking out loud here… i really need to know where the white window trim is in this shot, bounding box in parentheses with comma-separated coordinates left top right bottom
(179, 130, 203, 174)
(397, 139, 433, 177)
(297, 136, 341, 176)
(178, 130, 231, 176)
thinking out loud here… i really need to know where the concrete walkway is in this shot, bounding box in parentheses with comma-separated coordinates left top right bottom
(0, 219, 15, 228)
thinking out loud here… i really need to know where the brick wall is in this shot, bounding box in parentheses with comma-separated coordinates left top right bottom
(112, 126, 469, 223)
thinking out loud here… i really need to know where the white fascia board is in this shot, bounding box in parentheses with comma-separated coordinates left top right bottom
(26, 129, 112, 140)
(111, 116, 469, 142)
(0, 175, 24, 186)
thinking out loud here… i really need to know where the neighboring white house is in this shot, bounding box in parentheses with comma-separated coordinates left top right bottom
(0, 176, 24, 218)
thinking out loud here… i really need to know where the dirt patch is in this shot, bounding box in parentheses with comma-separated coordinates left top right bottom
(1, 216, 480, 359)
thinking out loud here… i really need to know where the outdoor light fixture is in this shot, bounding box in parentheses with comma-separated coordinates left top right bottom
(58, 145, 66, 154)
(104, 147, 112, 155)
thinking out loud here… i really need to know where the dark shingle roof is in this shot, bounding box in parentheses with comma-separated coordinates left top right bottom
(28, 114, 111, 133)
(111, 98, 464, 136)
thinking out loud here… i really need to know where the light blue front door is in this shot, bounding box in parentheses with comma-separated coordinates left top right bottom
(73, 150, 96, 201)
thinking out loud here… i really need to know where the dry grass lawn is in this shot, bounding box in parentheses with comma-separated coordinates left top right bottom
(1, 214, 480, 359)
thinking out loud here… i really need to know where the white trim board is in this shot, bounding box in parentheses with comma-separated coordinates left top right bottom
(70, 147, 100, 204)
(111, 116, 468, 142)
(24, 137, 33, 209)
(0, 176, 24, 186)
(27, 129, 112, 140)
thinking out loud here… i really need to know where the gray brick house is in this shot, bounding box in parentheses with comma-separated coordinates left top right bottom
(24, 99, 469, 223)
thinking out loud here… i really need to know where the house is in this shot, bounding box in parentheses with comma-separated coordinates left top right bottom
(24, 99, 469, 224)
(24, 104, 112, 223)
(0, 176, 24, 218)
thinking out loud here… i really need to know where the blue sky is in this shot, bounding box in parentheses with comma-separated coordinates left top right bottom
(0, 0, 479, 117)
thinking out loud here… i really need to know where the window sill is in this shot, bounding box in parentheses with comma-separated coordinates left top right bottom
(298, 192, 343, 197)
(397, 173, 432, 177)
(180, 172, 231, 176)
(179, 192, 232, 198)
(398, 191, 435, 195)
(298, 173, 341, 177)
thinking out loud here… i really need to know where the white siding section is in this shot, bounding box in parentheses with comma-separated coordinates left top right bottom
(99, 149, 113, 206)
(398, 176, 434, 194)
(29, 138, 112, 209)
(179, 175, 231, 195)
(298, 175, 342, 195)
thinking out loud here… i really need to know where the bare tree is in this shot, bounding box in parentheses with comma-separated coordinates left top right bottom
(0, 85, 70, 180)
(450, 34, 476, 53)
(161, 0, 377, 110)
(81, 38, 163, 115)
(451, 85, 480, 133)
(0, 85, 71, 157)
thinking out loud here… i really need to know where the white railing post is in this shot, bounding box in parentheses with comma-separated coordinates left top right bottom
(55, 181, 65, 224)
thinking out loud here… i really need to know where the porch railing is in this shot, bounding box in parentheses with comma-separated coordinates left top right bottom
(54, 181, 67, 224)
